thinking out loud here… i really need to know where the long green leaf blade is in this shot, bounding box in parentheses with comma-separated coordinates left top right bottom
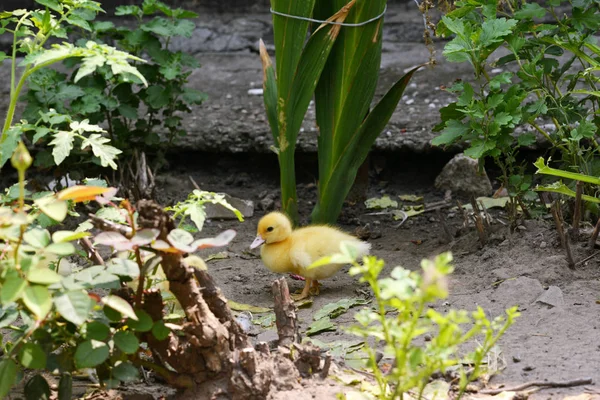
(259, 40, 279, 145)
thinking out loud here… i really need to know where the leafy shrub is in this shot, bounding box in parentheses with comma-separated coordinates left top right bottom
(433, 0, 600, 219)
(0, 144, 237, 397)
(22, 0, 206, 171)
(313, 248, 519, 399)
(0, 0, 148, 172)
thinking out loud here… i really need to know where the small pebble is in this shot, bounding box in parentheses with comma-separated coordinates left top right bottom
(232, 275, 243, 282)
(540, 241, 547, 249)
(522, 365, 535, 371)
(428, 216, 437, 223)
(405, 98, 415, 105)
(247, 88, 264, 96)
(424, 334, 432, 342)
(513, 355, 522, 363)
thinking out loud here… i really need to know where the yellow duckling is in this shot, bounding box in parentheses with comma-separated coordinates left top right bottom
(250, 212, 371, 300)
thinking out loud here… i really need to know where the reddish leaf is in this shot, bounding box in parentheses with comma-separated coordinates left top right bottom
(94, 231, 133, 251)
(192, 230, 236, 250)
(57, 186, 112, 203)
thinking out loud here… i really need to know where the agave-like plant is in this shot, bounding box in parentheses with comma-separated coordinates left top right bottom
(261, 0, 422, 225)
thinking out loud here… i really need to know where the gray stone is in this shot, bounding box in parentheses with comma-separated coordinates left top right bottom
(535, 285, 564, 308)
(434, 153, 493, 197)
(256, 329, 279, 343)
(259, 195, 275, 211)
(492, 277, 544, 308)
(204, 193, 254, 219)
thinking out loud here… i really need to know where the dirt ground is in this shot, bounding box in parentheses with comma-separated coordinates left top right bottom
(141, 151, 600, 399)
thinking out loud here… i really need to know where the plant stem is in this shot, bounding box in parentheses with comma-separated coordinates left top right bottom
(278, 149, 298, 226)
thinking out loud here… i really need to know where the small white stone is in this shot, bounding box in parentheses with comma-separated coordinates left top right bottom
(405, 98, 415, 105)
(247, 88, 263, 96)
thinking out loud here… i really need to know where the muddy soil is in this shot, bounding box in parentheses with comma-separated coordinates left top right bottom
(142, 151, 600, 399)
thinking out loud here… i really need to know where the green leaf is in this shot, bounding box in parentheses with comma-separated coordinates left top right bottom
(571, 120, 596, 140)
(364, 196, 398, 209)
(74, 340, 109, 368)
(85, 321, 110, 341)
(55, 291, 92, 325)
(151, 320, 170, 341)
(34, 195, 68, 222)
(52, 230, 90, 243)
(527, 99, 548, 115)
(227, 300, 271, 314)
(517, 133, 536, 146)
(23, 285, 52, 319)
(23, 229, 51, 248)
(0, 126, 20, 168)
(535, 182, 600, 204)
(534, 157, 600, 185)
(45, 242, 75, 256)
(184, 203, 206, 231)
(49, 130, 74, 166)
(306, 316, 336, 336)
(36, 0, 62, 12)
(57, 373, 72, 400)
(514, 3, 546, 20)
(80, 134, 122, 169)
(113, 330, 139, 354)
(24, 374, 51, 400)
(127, 309, 153, 332)
(27, 268, 63, 285)
(101, 295, 137, 320)
(1, 275, 27, 304)
(479, 18, 517, 47)
(572, 7, 600, 30)
(106, 258, 140, 279)
(115, 5, 142, 17)
(314, 298, 369, 321)
(112, 361, 139, 383)
(0, 359, 18, 398)
(19, 343, 47, 369)
(182, 87, 207, 105)
(145, 86, 170, 109)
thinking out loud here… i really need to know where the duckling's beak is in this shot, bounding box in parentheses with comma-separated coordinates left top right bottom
(250, 235, 265, 249)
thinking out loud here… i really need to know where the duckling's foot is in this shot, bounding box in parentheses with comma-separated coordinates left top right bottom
(292, 279, 312, 301)
(309, 280, 321, 296)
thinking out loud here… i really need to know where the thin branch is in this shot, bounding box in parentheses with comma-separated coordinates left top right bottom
(481, 378, 592, 395)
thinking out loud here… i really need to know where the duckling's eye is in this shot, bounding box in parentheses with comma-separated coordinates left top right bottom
(267, 226, 274, 232)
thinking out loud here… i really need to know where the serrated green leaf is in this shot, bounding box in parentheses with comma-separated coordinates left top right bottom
(106, 258, 140, 279)
(74, 340, 109, 368)
(23, 285, 52, 319)
(479, 18, 517, 47)
(151, 320, 170, 341)
(113, 330, 139, 354)
(24, 374, 51, 400)
(1, 275, 26, 304)
(27, 268, 63, 285)
(514, 3, 546, 20)
(517, 133, 536, 146)
(45, 242, 75, 256)
(0, 359, 18, 398)
(23, 229, 51, 248)
(55, 291, 92, 325)
(127, 309, 153, 332)
(85, 321, 110, 340)
(49, 130, 74, 166)
(19, 343, 47, 369)
(35, 195, 68, 222)
(102, 295, 137, 320)
(0, 126, 20, 168)
(112, 361, 139, 382)
(81, 134, 122, 169)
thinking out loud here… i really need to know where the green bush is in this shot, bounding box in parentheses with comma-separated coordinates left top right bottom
(19, 0, 206, 178)
(0, 0, 148, 172)
(311, 248, 519, 399)
(433, 0, 600, 219)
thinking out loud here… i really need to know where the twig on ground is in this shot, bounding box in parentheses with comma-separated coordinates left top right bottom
(572, 181, 583, 239)
(575, 251, 600, 267)
(550, 201, 575, 269)
(480, 378, 593, 395)
(436, 209, 453, 243)
(188, 176, 201, 190)
(470, 197, 487, 247)
(272, 278, 299, 346)
(589, 217, 600, 251)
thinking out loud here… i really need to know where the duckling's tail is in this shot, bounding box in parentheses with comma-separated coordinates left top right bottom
(344, 240, 371, 259)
